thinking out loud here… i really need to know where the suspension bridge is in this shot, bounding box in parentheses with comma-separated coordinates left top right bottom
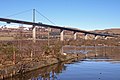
(0, 9, 118, 42)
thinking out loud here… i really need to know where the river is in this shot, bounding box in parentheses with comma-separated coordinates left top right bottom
(59, 59, 120, 80)
(6, 46, 120, 80)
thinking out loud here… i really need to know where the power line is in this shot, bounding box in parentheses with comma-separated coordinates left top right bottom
(35, 10, 56, 25)
(6, 9, 32, 17)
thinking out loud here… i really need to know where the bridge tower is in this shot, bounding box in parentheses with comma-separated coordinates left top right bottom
(32, 9, 36, 43)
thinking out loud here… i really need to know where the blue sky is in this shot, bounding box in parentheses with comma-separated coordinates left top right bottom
(0, 0, 120, 30)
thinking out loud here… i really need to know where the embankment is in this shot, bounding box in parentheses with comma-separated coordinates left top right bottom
(0, 53, 85, 79)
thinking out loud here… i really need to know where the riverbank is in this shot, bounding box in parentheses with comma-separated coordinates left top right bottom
(0, 53, 85, 79)
(0, 39, 120, 79)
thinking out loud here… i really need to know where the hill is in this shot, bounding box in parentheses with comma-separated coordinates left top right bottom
(92, 28, 120, 35)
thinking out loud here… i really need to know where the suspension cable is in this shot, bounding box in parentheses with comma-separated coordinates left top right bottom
(5, 9, 56, 25)
(6, 9, 32, 17)
(35, 10, 56, 25)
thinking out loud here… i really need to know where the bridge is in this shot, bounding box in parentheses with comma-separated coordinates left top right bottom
(0, 17, 117, 42)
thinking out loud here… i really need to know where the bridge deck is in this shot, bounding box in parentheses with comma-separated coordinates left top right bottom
(0, 18, 116, 37)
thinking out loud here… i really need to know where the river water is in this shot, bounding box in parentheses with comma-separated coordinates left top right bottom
(58, 59, 120, 80)
(6, 46, 120, 80)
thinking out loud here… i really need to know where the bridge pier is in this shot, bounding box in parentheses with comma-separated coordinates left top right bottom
(73, 32, 77, 40)
(60, 29, 64, 41)
(94, 35, 99, 40)
(48, 27, 51, 46)
(32, 26, 36, 43)
(84, 33, 88, 40)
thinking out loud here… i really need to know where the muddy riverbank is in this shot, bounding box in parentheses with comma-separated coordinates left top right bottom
(0, 53, 85, 79)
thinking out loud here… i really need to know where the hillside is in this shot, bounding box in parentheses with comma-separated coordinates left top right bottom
(92, 28, 120, 35)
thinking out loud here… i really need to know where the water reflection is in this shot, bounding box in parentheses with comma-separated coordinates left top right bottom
(6, 62, 67, 80)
